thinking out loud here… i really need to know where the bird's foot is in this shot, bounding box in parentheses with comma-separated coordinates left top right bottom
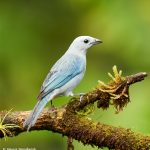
(73, 93, 85, 102)
(67, 92, 85, 102)
(79, 95, 84, 102)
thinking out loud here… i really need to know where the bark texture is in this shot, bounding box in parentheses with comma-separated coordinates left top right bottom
(0, 67, 149, 150)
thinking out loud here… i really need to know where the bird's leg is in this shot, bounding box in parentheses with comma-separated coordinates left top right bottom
(73, 93, 85, 96)
(73, 93, 85, 102)
(67, 92, 74, 97)
(79, 94, 84, 102)
(67, 92, 85, 102)
(50, 100, 53, 106)
(49, 100, 55, 110)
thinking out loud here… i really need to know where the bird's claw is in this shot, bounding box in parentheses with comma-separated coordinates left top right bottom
(79, 95, 84, 102)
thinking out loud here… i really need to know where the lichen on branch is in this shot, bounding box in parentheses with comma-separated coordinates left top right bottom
(68, 66, 147, 113)
(97, 65, 131, 113)
(0, 109, 20, 140)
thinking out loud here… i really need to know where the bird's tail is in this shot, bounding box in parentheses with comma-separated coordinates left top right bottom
(23, 96, 50, 131)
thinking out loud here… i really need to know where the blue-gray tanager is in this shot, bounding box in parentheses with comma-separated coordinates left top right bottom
(23, 36, 102, 130)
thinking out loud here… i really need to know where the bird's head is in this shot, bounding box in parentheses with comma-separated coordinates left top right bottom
(68, 36, 102, 55)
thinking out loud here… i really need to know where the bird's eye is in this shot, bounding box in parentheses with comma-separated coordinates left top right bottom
(84, 39, 89, 43)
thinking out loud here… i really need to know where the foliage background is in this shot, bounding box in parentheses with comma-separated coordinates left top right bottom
(0, 0, 150, 150)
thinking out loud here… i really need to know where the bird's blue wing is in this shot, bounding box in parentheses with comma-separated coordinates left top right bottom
(38, 54, 85, 100)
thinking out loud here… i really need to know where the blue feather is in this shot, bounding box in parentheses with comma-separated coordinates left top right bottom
(38, 54, 85, 99)
(23, 95, 49, 131)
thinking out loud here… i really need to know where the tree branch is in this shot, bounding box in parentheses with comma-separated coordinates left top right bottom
(0, 66, 149, 150)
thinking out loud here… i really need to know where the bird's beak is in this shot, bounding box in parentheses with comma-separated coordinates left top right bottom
(91, 38, 103, 45)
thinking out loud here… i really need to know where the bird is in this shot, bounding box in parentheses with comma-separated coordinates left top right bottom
(23, 36, 102, 130)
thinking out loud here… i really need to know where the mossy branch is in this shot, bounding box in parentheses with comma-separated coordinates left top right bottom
(0, 66, 149, 150)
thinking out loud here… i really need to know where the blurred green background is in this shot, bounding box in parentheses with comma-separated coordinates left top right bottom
(0, 0, 150, 150)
